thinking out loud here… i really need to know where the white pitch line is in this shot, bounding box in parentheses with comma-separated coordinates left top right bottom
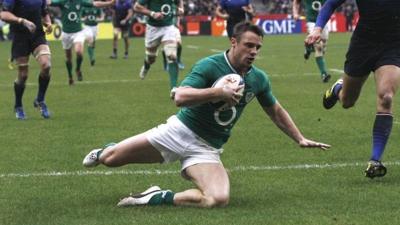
(329, 68, 344, 74)
(2, 161, 400, 178)
(186, 45, 200, 49)
(0, 79, 165, 87)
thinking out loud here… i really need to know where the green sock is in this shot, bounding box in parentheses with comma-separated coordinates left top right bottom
(177, 44, 182, 63)
(76, 55, 83, 72)
(315, 56, 327, 76)
(88, 46, 95, 61)
(148, 190, 175, 206)
(167, 62, 178, 89)
(66, 61, 73, 78)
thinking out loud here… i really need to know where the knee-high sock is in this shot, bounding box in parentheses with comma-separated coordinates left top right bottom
(148, 190, 175, 205)
(88, 46, 95, 62)
(167, 62, 178, 89)
(315, 56, 327, 75)
(14, 81, 26, 108)
(177, 44, 182, 63)
(66, 61, 73, 78)
(76, 55, 83, 72)
(371, 113, 393, 161)
(37, 74, 50, 102)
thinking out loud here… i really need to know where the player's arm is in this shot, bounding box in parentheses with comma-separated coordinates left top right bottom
(242, 4, 254, 17)
(41, 2, 52, 34)
(177, 0, 184, 16)
(215, 5, 229, 20)
(292, 0, 301, 20)
(92, 0, 115, 8)
(121, 8, 134, 25)
(97, 10, 105, 22)
(133, 1, 163, 20)
(0, 4, 36, 33)
(172, 86, 242, 107)
(305, 0, 344, 44)
(262, 102, 331, 150)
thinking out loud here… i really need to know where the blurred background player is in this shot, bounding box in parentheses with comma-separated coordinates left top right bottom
(215, 0, 255, 39)
(109, 0, 133, 59)
(293, 0, 331, 83)
(1, 0, 53, 119)
(134, 0, 183, 90)
(161, 8, 184, 71)
(47, 0, 114, 85)
(306, 0, 400, 178)
(81, 4, 105, 66)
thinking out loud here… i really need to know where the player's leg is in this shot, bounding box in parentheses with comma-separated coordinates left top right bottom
(83, 132, 164, 167)
(73, 31, 86, 81)
(176, 28, 184, 70)
(314, 26, 330, 82)
(62, 33, 74, 85)
(314, 39, 330, 82)
(14, 56, 29, 120)
(110, 27, 119, 59)
(175, 163, 230, 207)
(33, 44, 51, 118)
(122, 29, 129, 59)
(85, 27, 96, 66)
(11, 36, 30, 119)
(365, 65, 400, 178)
(139, 46, 158, 80)
(139, 25, 161, 79)
(323, 73, 368, 109)
(163, 40, 179, 89)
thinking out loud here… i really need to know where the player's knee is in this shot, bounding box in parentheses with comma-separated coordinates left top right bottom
(203, 193, 230, 207)
(164, 43, 177, 63)
(379, 93, 393, 110)
(146, 51, 157, 64)
(341, 100, 355, 109)
(40, 60, 51, 74)
(314, 42, 324, 57)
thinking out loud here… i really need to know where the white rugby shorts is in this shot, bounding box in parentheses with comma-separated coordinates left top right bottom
(145, 24, 180, 48)
(146, 115, 223, 178)
(61, 30, 86, 50)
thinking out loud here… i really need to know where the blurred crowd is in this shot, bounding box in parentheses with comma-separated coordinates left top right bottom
(0, 0, 358, 41)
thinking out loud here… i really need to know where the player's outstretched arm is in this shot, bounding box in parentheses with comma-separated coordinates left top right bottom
(93, 0, 115, 8)
(263, 102, 331, 150)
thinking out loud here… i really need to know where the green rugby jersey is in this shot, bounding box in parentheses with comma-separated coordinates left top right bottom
(81, 6, 102, 26)
(177, 52, 276, 149)
(138, 0, 177, 27)
(304, 0, 327, 22)
(50, 0, 93, 33)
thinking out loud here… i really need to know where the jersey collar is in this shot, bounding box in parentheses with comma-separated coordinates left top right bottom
(224, 50, 253, 76)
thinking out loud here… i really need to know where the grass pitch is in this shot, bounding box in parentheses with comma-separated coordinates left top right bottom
(1, 33, 400, 225)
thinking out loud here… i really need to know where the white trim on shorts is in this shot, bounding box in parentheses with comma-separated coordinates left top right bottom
(146, 115, 223, 178)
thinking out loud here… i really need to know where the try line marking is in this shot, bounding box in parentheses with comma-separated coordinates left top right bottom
(2, 161, 400, 178)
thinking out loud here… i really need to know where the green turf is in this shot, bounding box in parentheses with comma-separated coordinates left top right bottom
(1, 33, 400, 225)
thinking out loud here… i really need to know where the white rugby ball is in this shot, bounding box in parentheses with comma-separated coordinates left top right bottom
(211, 74, 245, 109)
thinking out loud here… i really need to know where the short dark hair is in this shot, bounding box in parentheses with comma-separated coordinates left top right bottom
(232, 21, 264, 42)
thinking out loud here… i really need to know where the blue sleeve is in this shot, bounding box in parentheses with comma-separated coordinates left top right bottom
(2, 0, 15, 12)
(315, 0, 345, 28)
(219, 0, 226, 10)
